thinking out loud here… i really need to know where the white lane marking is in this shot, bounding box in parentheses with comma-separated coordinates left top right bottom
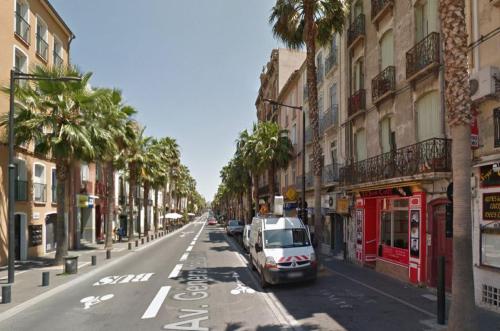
(180, 253, 189, 262)
(190, 241, 196, 245)
(186, 246, 193, 252)
(141, 286, 171, 319)
(169, 264, 183, 279)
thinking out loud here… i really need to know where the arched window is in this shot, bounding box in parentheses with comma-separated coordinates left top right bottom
(416, 91, 442, 141)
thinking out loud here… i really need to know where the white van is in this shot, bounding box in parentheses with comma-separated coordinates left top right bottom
(249, 215, 317, 287)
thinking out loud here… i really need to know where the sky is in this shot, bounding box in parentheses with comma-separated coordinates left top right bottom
(50, 0, 281, 201)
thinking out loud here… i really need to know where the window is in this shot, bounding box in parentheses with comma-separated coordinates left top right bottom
(380, 30, 394, 69)
(34, 164, 46, 203)
(415, 0, 438, 42)
(36, 17, 48, 60)
(355, 129, 367, 161)
(480, 225, 500, 269)
(494, 108, 500, 148)
(316, 52, 324, 82)
(416, 91, 442, 141)
(352, 59, 364, 92)
(51, 168, 57, 203)
(264, 229, 310, 248)
(81, 163, 90, 182)
(318, 92, 324, 114)
(353, 1, 363, 18)
(330, 141, 337, 165)
(53, 38, 63, 67)
(291, 124, 297, 145)
(330, 84, 338, 125)
(15, 0, 30, 43)
(14, 48, 28, 73)
(380, 199, 409, 249)
(380, 117, 392, 154)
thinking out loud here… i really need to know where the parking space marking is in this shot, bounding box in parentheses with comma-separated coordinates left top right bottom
(141, 286, 171, 319)
(180, 253, 189, 262)
(169, 264, 183, 279)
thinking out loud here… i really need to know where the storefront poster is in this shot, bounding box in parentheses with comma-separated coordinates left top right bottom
(410, 210, 420, 258)
(483, 192, 500, 220)
(381, 245, 409, 265)
(356, 209, 363, 245)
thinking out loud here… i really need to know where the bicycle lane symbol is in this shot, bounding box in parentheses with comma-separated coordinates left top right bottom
(80, 294, 114, 310)
(230, 272, 255, 295)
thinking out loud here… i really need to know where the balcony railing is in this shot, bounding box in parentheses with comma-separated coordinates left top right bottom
(36, 34, 49, 60)
(52, 186, 57, 203)
(322, 164, 341, 185)
(33, 183, 47, 203)
(15, 180, 28, 201)
(348, 89, 366, 117)
(371, 0, 393, 21)
(320, 105, 339, 133)
(372, 66, 396, 103)
(339, 138, 451, 186)
(15, 12, 30, 44)
(325, 51, 337, 74)
(406, 32, 440, 80)
(348, 14, 365, 47)
(53, 52, 64, 67)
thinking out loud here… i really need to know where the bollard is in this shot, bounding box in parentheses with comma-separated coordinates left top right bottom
(128, 242, 132, 250)
(147, 236, 149, 242)
(135, 240, 138, 247)
(2, 285, 11, 304)
(437, 256, 446, 325)
(91, 255, 97, 266)
(42, 272, 50, 287)
(106, 250, 111, 259)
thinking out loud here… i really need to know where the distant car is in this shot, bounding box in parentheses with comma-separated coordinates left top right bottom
(243, 225, 251, 252)
(226, 220, 244, 236)
(207, 218, 217, 225)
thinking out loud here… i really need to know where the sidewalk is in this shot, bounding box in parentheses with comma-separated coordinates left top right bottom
(0, 226, 186, 314)
(321, 256, 500, 330)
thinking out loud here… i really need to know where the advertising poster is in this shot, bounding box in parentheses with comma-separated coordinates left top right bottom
(410, 210, 420, 258)
(356, 209, 363, 245)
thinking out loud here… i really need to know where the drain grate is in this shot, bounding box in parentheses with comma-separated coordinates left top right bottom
(482, 284, 500, 309)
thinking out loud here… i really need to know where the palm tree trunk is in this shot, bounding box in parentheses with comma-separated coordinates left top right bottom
(304, 0, 322, 253)
(128, 165, 136, 242)
(105, 162, 114, 249)
(240, 193, 244, 221)
(154, 188, 159, 232)
(247, 181, 253, 223)
(439, 0, 476, 328)
(269, 165, 275, 209)
(143, 182, 150, 234)
(54, 159, 69, 265)
(253, 173, 259, 215)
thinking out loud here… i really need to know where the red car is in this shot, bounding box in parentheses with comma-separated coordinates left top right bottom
(207, 218, 217, 225)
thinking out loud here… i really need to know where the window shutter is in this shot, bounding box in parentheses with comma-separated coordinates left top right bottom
(380, 30, 394, 69)
(417, 91, 441, 142)
(380, 118, 391, 154)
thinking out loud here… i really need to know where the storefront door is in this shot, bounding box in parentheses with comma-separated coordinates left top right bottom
(430, 203, 453, 291)
(45, 213, 57, 253)
(332, 214, 344, 255)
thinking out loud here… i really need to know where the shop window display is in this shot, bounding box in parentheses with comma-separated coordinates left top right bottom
(481, 225, 500, 269)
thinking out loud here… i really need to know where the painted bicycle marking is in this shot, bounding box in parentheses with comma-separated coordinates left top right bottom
(230, 272, 255, 295)
(80, 294, 114, 310)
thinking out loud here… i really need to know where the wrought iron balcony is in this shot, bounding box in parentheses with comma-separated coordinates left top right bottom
(36, 34, 49, 60)
(325, 51, 337, 74)
(339, 138, 451, 186)
(15, 180, 28, 201)
(15, 12, 30, 44)
(53, 52, 63, 67)
(372, 66, 395, 103)
(348, 14, 365, 47)
(348, 89, 366, 117)
(371, 0, 393, 23)
(406, 32, 440, 81)
(320, 105, 339, 133)
(33, 183, 47, 203)
(322, 163, 341, 185)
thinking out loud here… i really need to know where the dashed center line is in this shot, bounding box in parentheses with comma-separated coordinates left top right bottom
(190, 241, 196, 245)
(179, 253, 189, 262)
(186, 246, 193, 252)
(168, 264, 183, 279)
(141, 286, 171, 319)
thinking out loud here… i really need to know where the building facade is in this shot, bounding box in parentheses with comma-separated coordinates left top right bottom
(0, 0, 73, 264)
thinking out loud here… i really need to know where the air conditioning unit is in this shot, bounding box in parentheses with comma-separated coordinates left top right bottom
(470, 66, 500, 101)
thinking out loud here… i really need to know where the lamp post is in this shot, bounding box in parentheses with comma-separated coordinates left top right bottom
(7, 70, 81, 284)
(263, 98, 306, 222)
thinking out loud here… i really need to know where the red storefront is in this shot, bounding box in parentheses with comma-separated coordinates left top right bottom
(354, 186, 427, 284)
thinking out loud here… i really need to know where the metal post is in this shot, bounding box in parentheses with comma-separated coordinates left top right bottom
(42, 272, 50, 287)
(106, 249, 111, 259)
(91, 255, 97, 266)
(302, 110, 306, 224)
(141, 238, 144, 245)
(2, 285, 11, 304)
(437, 256, 446, 325)
(128, 242, 132, 250)
(7, 70, 16, 284)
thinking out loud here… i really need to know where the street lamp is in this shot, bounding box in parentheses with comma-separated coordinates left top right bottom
(7, 69, 81, 284)
(263, 98, 306, 223)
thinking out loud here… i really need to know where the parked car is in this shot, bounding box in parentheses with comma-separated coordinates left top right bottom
(226, 220, 244, 236)
(243, 225, 251, 252)
(249, 215, 317, 288)
(207, 218, 217, 225)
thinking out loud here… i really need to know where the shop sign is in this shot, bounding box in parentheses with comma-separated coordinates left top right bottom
(480, 165, 500, 188)
(482, 192, 500, 220)
(77, 195, 95, 208)
(381, 245, 409, 265)
(336, 198, 349, 214)
(359, 186, 412, 198)
(285, 188, 298, 202)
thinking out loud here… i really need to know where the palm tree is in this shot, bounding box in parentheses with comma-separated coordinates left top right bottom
(239, 126, 263, 221)
(439, 0, 477, 328)
(0, 65, 106, 264)
(270, 0, 346, 247)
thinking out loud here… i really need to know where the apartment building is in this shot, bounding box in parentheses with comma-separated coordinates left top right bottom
(255, 48, 306, 208)
(0, 0, 73, 264)
(467, 0, 500, 313)
(337, 0, 452, 287)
